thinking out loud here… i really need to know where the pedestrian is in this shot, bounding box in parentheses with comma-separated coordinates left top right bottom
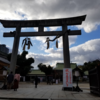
(7, 71, 14, 90)
(13, 72, 20, 91)
(35, 76, 38, 88)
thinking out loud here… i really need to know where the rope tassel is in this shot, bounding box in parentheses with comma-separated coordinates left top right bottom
(45, 37, 50, 49)
(22, 38, 33, 50)
(28, 42, 30, 49)
(56, 39, 58, 48)
(47, 42, 49, 49)
(23, 43, 26, 51)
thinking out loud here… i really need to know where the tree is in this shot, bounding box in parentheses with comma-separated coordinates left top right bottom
(7, 51, 34, 76)
(82, 59, 100, 72)
(38, 63, 53, 75)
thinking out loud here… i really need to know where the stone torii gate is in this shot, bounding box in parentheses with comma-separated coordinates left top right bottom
(0, 15, 86, 74)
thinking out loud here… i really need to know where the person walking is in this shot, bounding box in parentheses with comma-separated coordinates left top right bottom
(13, 72, 20, 91)
(7, 71, 14, 90)
(35, 76, 38, 88)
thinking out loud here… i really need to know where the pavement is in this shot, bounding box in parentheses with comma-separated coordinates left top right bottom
(0, 82, 100, 100)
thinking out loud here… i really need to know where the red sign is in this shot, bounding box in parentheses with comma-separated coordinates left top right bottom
(63, 68, 73, 87)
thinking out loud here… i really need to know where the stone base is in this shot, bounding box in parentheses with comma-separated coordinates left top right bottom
(62, 87, 73, 91)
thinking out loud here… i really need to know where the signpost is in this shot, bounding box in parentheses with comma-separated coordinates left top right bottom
(63, 68, 73, 90)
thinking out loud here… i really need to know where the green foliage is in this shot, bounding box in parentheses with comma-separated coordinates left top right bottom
(38, 63, 53, 75)
(82, 59, 100, 72)
(7, 51, 34, 76)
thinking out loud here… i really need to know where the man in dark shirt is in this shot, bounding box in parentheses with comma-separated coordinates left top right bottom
(7, 71, 14, 89)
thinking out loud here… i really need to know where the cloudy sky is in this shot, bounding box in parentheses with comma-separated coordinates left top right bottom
(0, 0, 100, 69)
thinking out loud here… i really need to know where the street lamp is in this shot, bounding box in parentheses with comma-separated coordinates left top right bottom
(74, 67, 83, 92)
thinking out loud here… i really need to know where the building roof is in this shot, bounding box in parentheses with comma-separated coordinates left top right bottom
(54, 63, 77, 70)
(0, 56, 19, 67)
(0, 56, 10, 64)
(27, 63, 77, 76)
(28, 70, 45, 75)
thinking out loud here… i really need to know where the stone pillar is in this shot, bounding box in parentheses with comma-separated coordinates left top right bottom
(62, 25, 70, 68)
(10, 26, 21, 74)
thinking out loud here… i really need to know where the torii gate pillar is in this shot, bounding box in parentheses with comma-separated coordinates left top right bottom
(62, 25, 70, 68)
(10, 26, 21, 74)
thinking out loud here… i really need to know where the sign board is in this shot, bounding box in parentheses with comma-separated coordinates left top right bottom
(63, 68, 73, 87)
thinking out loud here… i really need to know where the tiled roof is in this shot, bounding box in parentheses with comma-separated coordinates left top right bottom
(28, 70, 45, 75)
(28, 63, 77, 75)
(0, 57, 10, 64)
(54, 63, 77, 70)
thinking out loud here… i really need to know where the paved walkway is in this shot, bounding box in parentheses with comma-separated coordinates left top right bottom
(0, 82, 100, 100)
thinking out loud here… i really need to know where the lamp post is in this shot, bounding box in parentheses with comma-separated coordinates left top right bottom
(75, 68, 83, 92)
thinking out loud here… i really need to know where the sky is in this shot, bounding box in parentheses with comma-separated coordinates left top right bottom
(0, 0, 100, 69)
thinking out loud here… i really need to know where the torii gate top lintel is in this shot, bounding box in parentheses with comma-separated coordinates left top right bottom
(0, 15, 86, 28)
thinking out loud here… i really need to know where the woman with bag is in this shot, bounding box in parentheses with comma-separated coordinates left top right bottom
(13, 72, 20, 91)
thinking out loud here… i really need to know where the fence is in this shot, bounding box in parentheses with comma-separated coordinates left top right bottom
(89, 66, 100, 96)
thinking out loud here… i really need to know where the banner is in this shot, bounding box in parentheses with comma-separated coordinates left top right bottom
(63, 68, 73, 87)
